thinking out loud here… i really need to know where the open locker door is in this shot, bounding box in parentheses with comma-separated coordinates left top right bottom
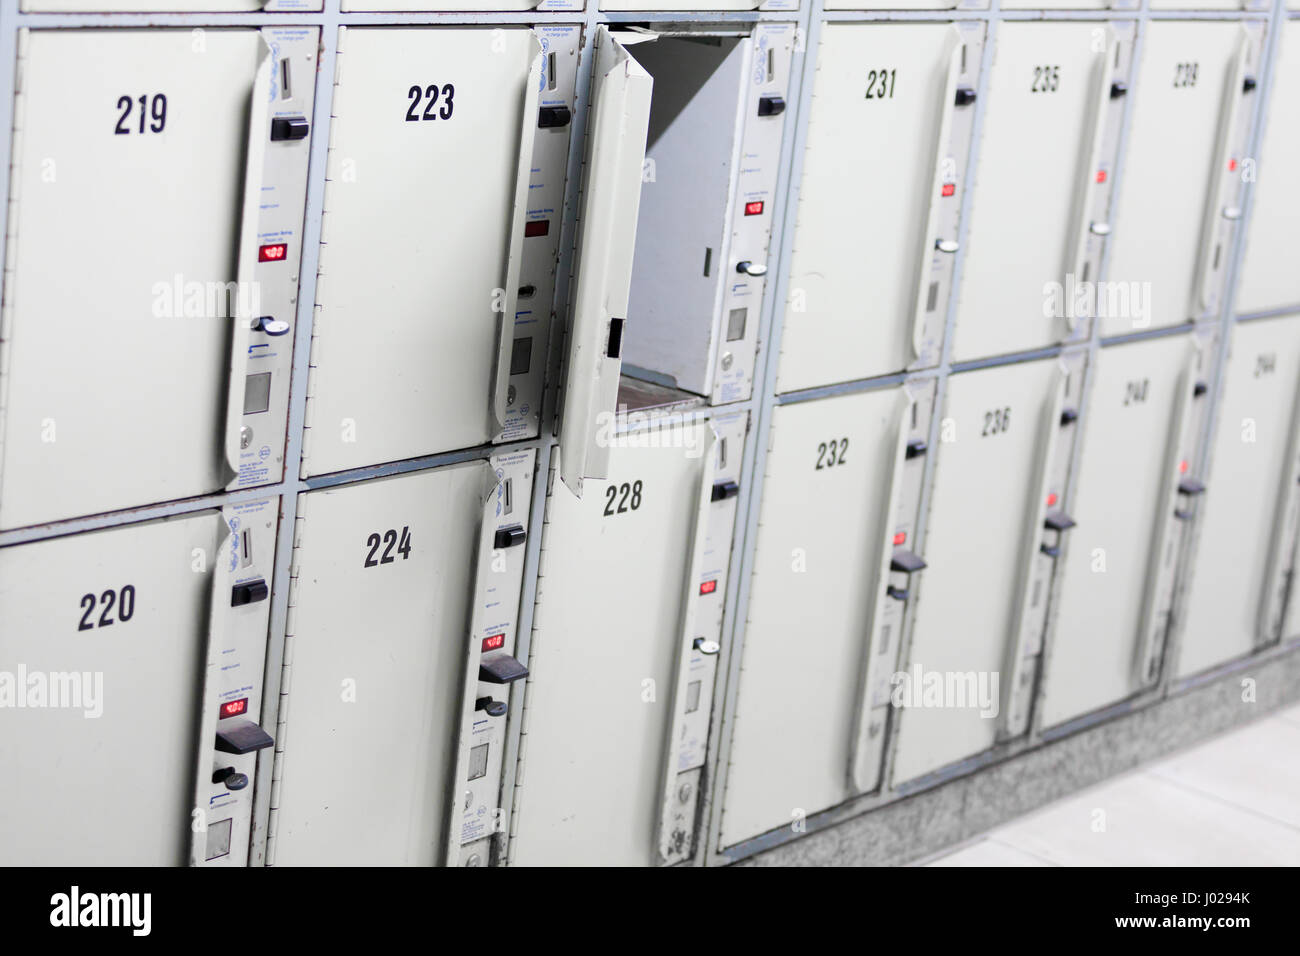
(0, 27, 315, 529)
(267, 455, 532, 866)
(0, 500, 279, 866)
(305, 26, 578, 476)
(557, 27, 652, 497)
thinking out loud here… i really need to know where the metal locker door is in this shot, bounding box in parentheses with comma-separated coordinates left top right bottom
(269, 456, 530, 866)
(304, 26, 577, 476)
(0, 28, 315, 529)
(1041, 333, 1211, 727)
(0, 502, 278, 866)
(509, 414, 740, 865)
(720, 384, 932, 846)
(1236, 20, 1300, 316)
(557, 26, 652, 495)
(777, 22, 983, 392)
(601, 0, 763, 10)
(1105, 21, 1262, 336)
(342, 1, 578, 10)
(1176, 315, 1300, 676)
(22, 1, 316, 9)
(892, 356, 1082, 784)
(954, 23, 1133, 361)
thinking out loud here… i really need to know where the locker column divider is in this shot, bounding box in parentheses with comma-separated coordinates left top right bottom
(1162, 0, 1293, 694)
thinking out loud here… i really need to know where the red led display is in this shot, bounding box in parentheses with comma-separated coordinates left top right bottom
(220, 698, 248, 720)
(699, 580, 718, 595)
(482, 633, 506, 653)
(893, 531, 907, 546)
(259, 243, 288, 263)
(524, 220, 550, 238)
(1096, 170, 1107, 184)
(1179, 459, 1189, 474)
(1046, 492, 1058, 507)
(941, 183, 956, 198)
(744, 201, 764, 216)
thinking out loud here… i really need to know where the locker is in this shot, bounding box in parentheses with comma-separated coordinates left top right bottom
(953, 23, 1135, 362)
(1235, 20, 1300, 316)
(557, 27, 791, 488)
(303, 26, 578, 477)
(508, 410, 746, 865)
(342, 1, 580, 11)
(0, 499, 279, 866)
(720, 383, 933, 847)
(777, 22, 984, 392)
(892, 355, 1084, 784)
(1149, 0, 1269, 10)
(826, 0, 990, 9)
(0, 27, 316, 529)
(22, 1, 318, 9)
(268, 453, 533, 866)
(1175, 315, 1300, 677)
(1041, 331, 1216, 728)
(1105, 21, 1263, 337)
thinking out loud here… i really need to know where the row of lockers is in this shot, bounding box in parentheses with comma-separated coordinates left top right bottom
(11, 1, 1300, 12)
(5, 314, 1300, 865)
(2, 16, 1298, 530)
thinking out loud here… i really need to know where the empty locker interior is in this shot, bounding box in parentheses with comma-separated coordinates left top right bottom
(3, 0, 1300, 873)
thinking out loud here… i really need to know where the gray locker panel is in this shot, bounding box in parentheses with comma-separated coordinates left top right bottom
(720, 387, 902, 846)
(1042, 334, 1194, 727)
(305, 27, 544, 476)
(1105, 21, 1249, 335)
(777, 23, 974, 391)
(1236, 20, 1300, 316)
(892, 359, 1061, 782)
(511, 422, 708, 866)
(272, 463, 489, 865)
(1178, 315, 1300, 676)
(0, 511, 222, 865)
(953, 23, 1116, 361)
(0, 29, 266, 528)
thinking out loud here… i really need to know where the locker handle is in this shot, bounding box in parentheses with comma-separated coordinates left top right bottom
(1193, 27, 1252, 315)
(906, 25, 965, 363)
(491, 36, 546, 435)
(655, 426, 719, 863)
(1062, 27, 1118, 335)
(1134, 340, 1204, 687)
(1000, 363, 1069, 741)
(221, 44, 274, 479)
(849, 390, 917, 793)
(557, 27, 653, 496)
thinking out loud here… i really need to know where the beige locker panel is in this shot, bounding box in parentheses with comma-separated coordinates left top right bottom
(954, 22, 1133, 361)
(1106, 22, 1260, 336)
(510, 415, 737, 866)
(826, 0, 990, 8)
(0, 28, 315, 529)
(1178, 316, 1300, 676)
(306, 26, 578, 476)
(1042, 334, 1206, 727)
(777, 22, 983, 392)
(0, 503, 277, 866)
(23, 1, 318, 9)
(601, 0, 764, 10)
(343, 1, 578, 11)
(1150, 0, 1264, 10)
(271, 463, 497, 865)
(721, 387, 917, 846)
(892, 359, 1072, 783)
(1236, 20, 1300, 315)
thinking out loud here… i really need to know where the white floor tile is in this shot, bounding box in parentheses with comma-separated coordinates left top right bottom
(928, 837, 1054, 867)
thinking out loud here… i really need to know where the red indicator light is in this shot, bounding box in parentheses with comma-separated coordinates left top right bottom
(1228, 158, 1238, 172)
(220, 698, 248, 720)
(699, 580, 718, 595)
(941, 183, 955, 198)
(482, 633, 506, 653)
(258, 243, 288, 263)
(1096, 170, 1107, 184)
(893, 531, 907, 546)
(1179, 459, 1189, 474)
(1047, 492, 1058, 507)
(524, 220, 550, 238)
(744, 201, 764, 216)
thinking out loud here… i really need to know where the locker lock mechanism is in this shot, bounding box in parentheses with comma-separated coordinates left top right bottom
(886, 548, 927, 602)
(538, 105, 572, 129)
(270, 115, 310, 142)
(212, 767, 249, 792)
(1175, 479, 1206, 520)
(493, 524, 527, 550)
(1041, 511, 1076, 558)
(711, 480, 740, 502)
(757, 95, 786, 117)
(1109, 81, 1128, 100)
(480, 653, 529, 685)
(953, 86, 977, 108)
(736, 261, 768, 277)
(693, 637, 721, 656)
(255, 316, 291, 337)
(475, 697, 508, 718)
(231, 578, 269, 607)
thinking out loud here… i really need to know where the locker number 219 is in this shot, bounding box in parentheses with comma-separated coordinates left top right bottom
(115, 94, 167, 135)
